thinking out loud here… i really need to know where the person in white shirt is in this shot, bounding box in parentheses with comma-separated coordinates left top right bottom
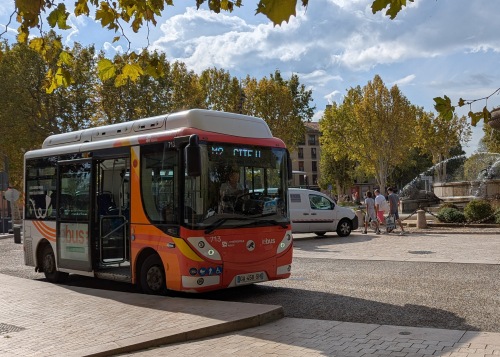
(363, 191, 381, 234)
(374, 189, 387, 225)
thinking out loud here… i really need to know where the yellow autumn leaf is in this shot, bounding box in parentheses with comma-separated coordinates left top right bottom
(29, 38, 44, 53)
(97, 58, 116, 81)
(58, 51, 73, 66)
(256, 0, 296, 25)
(122, 63, 144, 81)
(114, 73, 127, 87)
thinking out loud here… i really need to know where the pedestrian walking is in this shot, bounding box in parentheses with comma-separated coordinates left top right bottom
(362, 191, 381, 234)
(374, 189, 388, 225)
(387, 187, 406, 235)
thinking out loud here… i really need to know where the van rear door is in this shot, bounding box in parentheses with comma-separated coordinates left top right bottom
(289, 191, 310, 232)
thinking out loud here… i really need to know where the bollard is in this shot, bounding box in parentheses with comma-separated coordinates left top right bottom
(13, 225, 21, 244)
(416, 209, 427, 229)
(355, 210, 364, 230)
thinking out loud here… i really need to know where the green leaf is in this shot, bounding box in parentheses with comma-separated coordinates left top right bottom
(371, 0, 391, 13)
(483, 106, 490, 124)
(468, 111, 483, 127)
(97, 58, 116, 81)
(371, 0, 413, 19)
(55, 66, 73, 87)
(132, 16, 143, 32)
(95, 3, 118, 30)
(433, 95, 454, 120)
(74, 0, 90, 16)
(47, 4, 71, 30)
(256, 0, 297, 25)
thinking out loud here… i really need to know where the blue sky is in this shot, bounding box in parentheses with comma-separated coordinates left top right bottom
(1, 0, 500, 156)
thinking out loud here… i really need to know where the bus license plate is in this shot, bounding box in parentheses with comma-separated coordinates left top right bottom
(235, 272, 266, 285)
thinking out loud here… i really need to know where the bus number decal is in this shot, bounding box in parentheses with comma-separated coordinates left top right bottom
(207, 235, 221, 243)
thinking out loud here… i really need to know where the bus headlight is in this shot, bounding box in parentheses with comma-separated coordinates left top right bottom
(187, 237, 222, 262)
(277, 230, 293, 254)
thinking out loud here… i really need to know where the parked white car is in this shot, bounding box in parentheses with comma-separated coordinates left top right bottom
(288, 188, 358, 237)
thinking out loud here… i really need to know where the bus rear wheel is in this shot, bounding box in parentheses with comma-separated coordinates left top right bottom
(42, 245, 69, 283)
(140, 254, 167, 295)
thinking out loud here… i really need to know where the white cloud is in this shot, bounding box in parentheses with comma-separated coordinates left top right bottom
(391, 74, 416, 87)
(299, 70, 343, 87)
(103, 42, 125, 54)
(1, 0, 499, 157)
(313, 110, 324, 121)
(324, 90, 342, 103)
(65, 14, 85, 46)
(151, 7, 308, 74)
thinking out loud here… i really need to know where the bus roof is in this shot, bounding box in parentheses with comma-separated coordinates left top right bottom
(41, 109, 274, 149)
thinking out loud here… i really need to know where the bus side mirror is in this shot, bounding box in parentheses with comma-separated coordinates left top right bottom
(185, 134, 201, 177)
(286, 150, 293, 181)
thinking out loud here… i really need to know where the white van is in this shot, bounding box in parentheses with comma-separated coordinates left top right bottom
(288, 188, 358, 237)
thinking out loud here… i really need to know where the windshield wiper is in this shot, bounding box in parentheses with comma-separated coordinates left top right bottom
(204, 217, 288, 234)
(204, 217, 250, 234)
(230, 219, 288, 230)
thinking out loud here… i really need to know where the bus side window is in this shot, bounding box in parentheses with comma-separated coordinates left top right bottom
(28, 194, 47, 218)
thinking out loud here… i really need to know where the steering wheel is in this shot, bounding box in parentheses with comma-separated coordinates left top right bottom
(234, 192, 265, 214)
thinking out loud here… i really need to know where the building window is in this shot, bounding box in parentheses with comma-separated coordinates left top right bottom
(298, 161, 304, 172)
(298, 148, 304, 159)
(308, 134, 316, 146)
(312, 161, 317, 172)
(312, 175, 318, 185)
(311, 148, 316, 159)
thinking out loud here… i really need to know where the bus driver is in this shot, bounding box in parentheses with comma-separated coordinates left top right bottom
(219, 170, 244, 213)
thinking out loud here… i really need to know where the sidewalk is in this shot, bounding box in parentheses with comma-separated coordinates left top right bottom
(0, 274, 282, 357)
(0, 230, 499, 357)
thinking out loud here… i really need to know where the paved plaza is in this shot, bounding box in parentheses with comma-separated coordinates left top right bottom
(0, 229, 499, 356)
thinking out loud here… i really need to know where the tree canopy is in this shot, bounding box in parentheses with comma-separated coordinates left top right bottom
(1, 0, 413, 93)
(0, 39, 314, 186)
(414, 109, 471, 182)
(320, 75, 417, 194)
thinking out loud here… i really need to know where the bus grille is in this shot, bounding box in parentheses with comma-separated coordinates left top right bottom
(24, 239, 34, 266)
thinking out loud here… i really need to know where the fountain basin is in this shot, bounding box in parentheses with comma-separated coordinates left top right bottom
(433, 179, 500, 203)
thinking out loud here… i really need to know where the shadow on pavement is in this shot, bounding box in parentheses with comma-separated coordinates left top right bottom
(199, 284, 479, 332)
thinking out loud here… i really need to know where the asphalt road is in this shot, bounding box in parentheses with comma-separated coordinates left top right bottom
(1, 236, 499, 333)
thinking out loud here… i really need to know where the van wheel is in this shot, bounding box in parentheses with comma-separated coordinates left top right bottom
(140, 254, 167, 295)
(42, 245, 69, 283)
(337, 219, 352, 237)
(314, 232, 326, 237)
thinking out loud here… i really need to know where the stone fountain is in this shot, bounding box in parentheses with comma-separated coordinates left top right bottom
(399, 153, 500, 213)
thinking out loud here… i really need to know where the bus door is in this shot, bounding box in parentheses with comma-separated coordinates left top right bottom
(56, 159, 93, 272)
(94, 156, 130, 265)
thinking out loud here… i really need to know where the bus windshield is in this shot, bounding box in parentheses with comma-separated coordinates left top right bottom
(184, 143, 288, 230)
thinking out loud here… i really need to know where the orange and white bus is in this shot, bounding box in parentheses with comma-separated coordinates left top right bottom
(23, 109, 293, 294)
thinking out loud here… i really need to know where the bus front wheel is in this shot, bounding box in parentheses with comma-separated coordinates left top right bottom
(42, 245, 69, 283)
(140, 254, 167, 295)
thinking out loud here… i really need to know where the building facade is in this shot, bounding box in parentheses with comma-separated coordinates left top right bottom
(290, 122, 321, 190)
